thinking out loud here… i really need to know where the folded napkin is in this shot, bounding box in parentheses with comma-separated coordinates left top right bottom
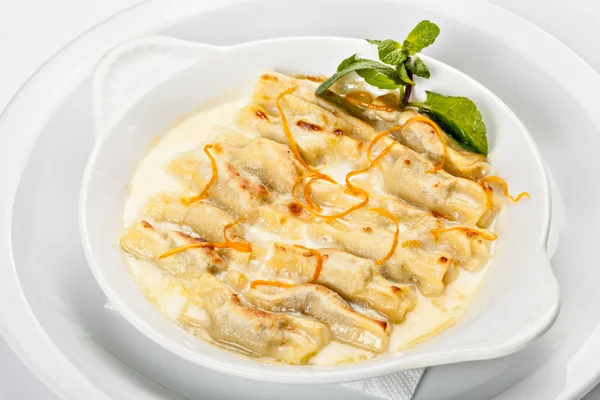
(343, 368, 425, 400)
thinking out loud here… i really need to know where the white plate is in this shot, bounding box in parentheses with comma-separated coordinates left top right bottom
(0, 0, 599, 399)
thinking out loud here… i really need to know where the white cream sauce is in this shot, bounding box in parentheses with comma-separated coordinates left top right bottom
(122, 96, 491, 365)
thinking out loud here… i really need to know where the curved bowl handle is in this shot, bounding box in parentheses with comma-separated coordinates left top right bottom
(92, 36, 221, 141)
(404, 245, 560, 366)
(471, 245, 559, 355)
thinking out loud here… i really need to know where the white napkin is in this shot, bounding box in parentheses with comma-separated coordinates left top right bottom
(343, 368, 425, 400)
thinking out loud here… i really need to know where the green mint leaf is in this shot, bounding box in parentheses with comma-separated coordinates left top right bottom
(316, 58, 401, 94)
(406, 57, 430, 78)
(403, 20, 440, 55)
(337, 54, 359, 72)
(357, 68, 401, 90)
(410, 91, 488, 155)
(377, 39, 408, 65)
(396, 62, 415, 85)
(365, 39, 382, 45)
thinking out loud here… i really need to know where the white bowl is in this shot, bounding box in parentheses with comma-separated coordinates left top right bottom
(79, 35, 559, 384)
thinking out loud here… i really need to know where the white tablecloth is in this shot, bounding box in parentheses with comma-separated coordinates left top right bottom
(1, 0, 599, 399)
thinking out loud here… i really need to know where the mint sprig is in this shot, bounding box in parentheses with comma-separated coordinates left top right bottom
(315, 20, 439, 97)
(315, 20, 489, 155)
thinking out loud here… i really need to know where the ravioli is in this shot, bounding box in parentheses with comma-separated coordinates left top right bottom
(120, 221, 226, 279)
(181, 273, 331, 364)
(242, 279, 390, 352)
(120, 70, 505, 365)
(218, 136, 302, 193)
(266, 243, 417, 323)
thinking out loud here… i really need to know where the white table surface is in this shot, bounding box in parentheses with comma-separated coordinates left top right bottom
(0, 0, 599, 399)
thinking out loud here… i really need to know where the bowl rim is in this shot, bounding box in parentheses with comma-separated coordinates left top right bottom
(79, 34, 558, 384)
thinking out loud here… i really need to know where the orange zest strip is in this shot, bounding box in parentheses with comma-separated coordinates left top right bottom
(182, 144, 218, 205)
(401, 240, 421, 249)
(223, 218, 252, 253)
(303, 176, 322, 212)
(276, 87, 337, 216)
(347, 90, 373, 104)
(291, 173, 370, 221)
(430, 226, 498, 241)
(250, 280, 294, 289)
(346, 142, 396, 184)
(417, 117, 447, 173)
(291, 174, 311, 211)
(480, 181, 494, 210)
(308, 188, 369, 220)
(329, 141, 395, 222)
(320, 187, 369, 221)
(366, 126, 405, 163)
(288, 137, 395, 221)
(369, 208, 399, 265)
(276, 87, 336, 192)
(293, 245, 323, 282)
(276, 87, 312, 171)
(159, 242, 230, 259)
(344, 92, 395, 112)
(159, 219, 252, 259)
(276, 87, 331, 180)
(366, 116, 446, 172)
(480, 176, 530, 202)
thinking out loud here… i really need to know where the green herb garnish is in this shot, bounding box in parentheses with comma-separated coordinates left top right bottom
(409, 91, 488, 155)
(316, 56, 401, 94)
(406, 57, 430, 79)
(315, 20, 489, 155)
(403, 20, 440, 55)
(316, 20, 439, 95)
